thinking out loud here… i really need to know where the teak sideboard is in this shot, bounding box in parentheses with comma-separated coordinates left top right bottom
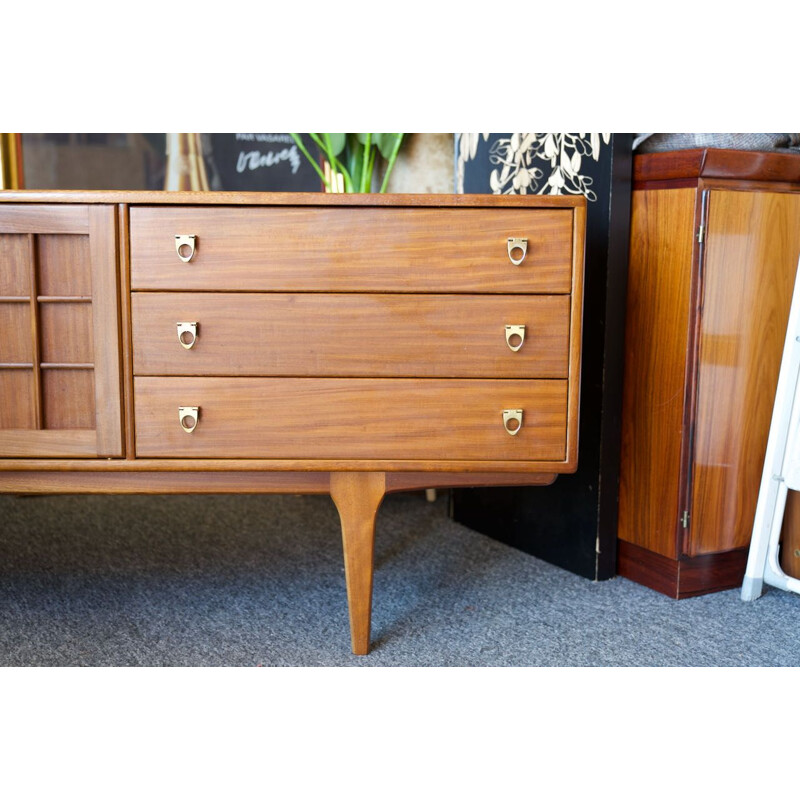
(0, 191, 586, 654)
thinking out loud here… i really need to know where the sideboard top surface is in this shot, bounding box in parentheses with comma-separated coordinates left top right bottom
(0, 190, 586, 209)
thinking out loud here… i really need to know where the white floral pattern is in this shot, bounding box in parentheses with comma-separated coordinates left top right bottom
(457, 133, 610, 201)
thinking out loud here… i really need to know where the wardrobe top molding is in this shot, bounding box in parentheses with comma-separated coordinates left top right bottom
(0, 191, 586, 209)
(633, 147, 800, 187)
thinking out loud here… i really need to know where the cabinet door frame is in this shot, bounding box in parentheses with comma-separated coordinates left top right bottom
(0, 204, 122, 457)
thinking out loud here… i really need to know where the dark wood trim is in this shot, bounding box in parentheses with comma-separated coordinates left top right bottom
(633, 149, 709, 184)
(633, 148, 800, 187)
(633, 178, 702, 192)
(678, 548, 748, 598)
(617, 539, 748, 598)
(617, 539, 681, 597)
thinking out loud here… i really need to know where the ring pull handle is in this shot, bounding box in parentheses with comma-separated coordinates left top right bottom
(178, 406, 199, 433)
(175, 234, 197, 263)
(502, 409, 523, 436)
(505, 324, 526, 352)
(507, 237, 528, 266)
(177, 321, 198, 350)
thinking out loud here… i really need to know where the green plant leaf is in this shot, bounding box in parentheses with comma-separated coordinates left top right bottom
(347, 134, 363, 189)
(289, 133, 333, 191)
(291, 133, 405, 193)
(323, 133, 347, 155)
(379, 134, 404, 192)
(359, 133, 372, 192)
(374, 133, 402, 159)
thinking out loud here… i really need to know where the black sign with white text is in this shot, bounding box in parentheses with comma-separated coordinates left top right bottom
(202, 133, 322, 192)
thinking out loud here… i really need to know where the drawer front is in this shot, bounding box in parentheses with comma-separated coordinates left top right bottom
(134, 377, 568, 461)
(132, 293, 570, 378)
(130, 206, 573, 293)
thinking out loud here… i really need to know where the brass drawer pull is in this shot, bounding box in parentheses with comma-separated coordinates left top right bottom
(505, 324, 526, 352)
(177, 321, 198, 350)
(178, 406, 199, 433)
(507, 237, 528, 266)
(502, 409, 523, 436)
(175, 234, 197, 263)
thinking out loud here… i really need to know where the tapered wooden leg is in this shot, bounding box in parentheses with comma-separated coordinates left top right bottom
(330, 471, 385, 655)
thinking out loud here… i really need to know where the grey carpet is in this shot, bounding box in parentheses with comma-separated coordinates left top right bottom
(0, 491, 797, 667)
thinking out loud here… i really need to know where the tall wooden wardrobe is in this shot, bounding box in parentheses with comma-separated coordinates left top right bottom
(618, 148, 800, 597)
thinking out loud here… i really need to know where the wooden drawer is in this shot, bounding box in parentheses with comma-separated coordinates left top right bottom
(134, 377, 568, 461)
(131, 293, 570, 378)
(129, 206, 573, 293)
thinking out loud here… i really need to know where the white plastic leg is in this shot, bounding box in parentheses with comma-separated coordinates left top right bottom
(742, 478, 786, 601)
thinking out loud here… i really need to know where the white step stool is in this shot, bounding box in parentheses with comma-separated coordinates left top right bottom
(742, 257, 800, 600)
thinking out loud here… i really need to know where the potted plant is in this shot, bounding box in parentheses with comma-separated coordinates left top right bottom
(289, 133, 404, 193)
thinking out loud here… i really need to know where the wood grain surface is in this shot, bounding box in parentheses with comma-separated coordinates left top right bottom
(37, 234, 91, 296)
(0, 204, 122, 457)
(0, 233, 31, 294)
(134, 376, 568, 462)
(618, 188, 697, 558)
(634, 148, 800, 187)
(617, 539, 748, 598)
(0, 192, 586, 657)
(689, 189, 800, 555)
(132, 292, 570, 379)
(39, 302, 93, 363)
(331, 471, 385, 654)
(130, 206, 573, 293)
(0, 371, 35, 429)
(88, 206, 123, 457)
(0, 429, 98, 457)
(42, 369, 95, 428)
(0, 302, 33, 362)
(0, 204, 89, 233)
(780, 491, 800, 578)
(0, 469, 556, 495)
(0, 190, 585, 209)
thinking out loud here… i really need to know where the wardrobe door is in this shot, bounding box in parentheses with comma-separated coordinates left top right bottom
(688, 189, 800, 555)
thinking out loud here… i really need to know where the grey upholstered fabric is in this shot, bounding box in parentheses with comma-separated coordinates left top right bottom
(633, 133, 800, 152)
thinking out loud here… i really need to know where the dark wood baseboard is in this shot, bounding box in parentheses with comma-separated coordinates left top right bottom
(617, 539, 749, 599)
